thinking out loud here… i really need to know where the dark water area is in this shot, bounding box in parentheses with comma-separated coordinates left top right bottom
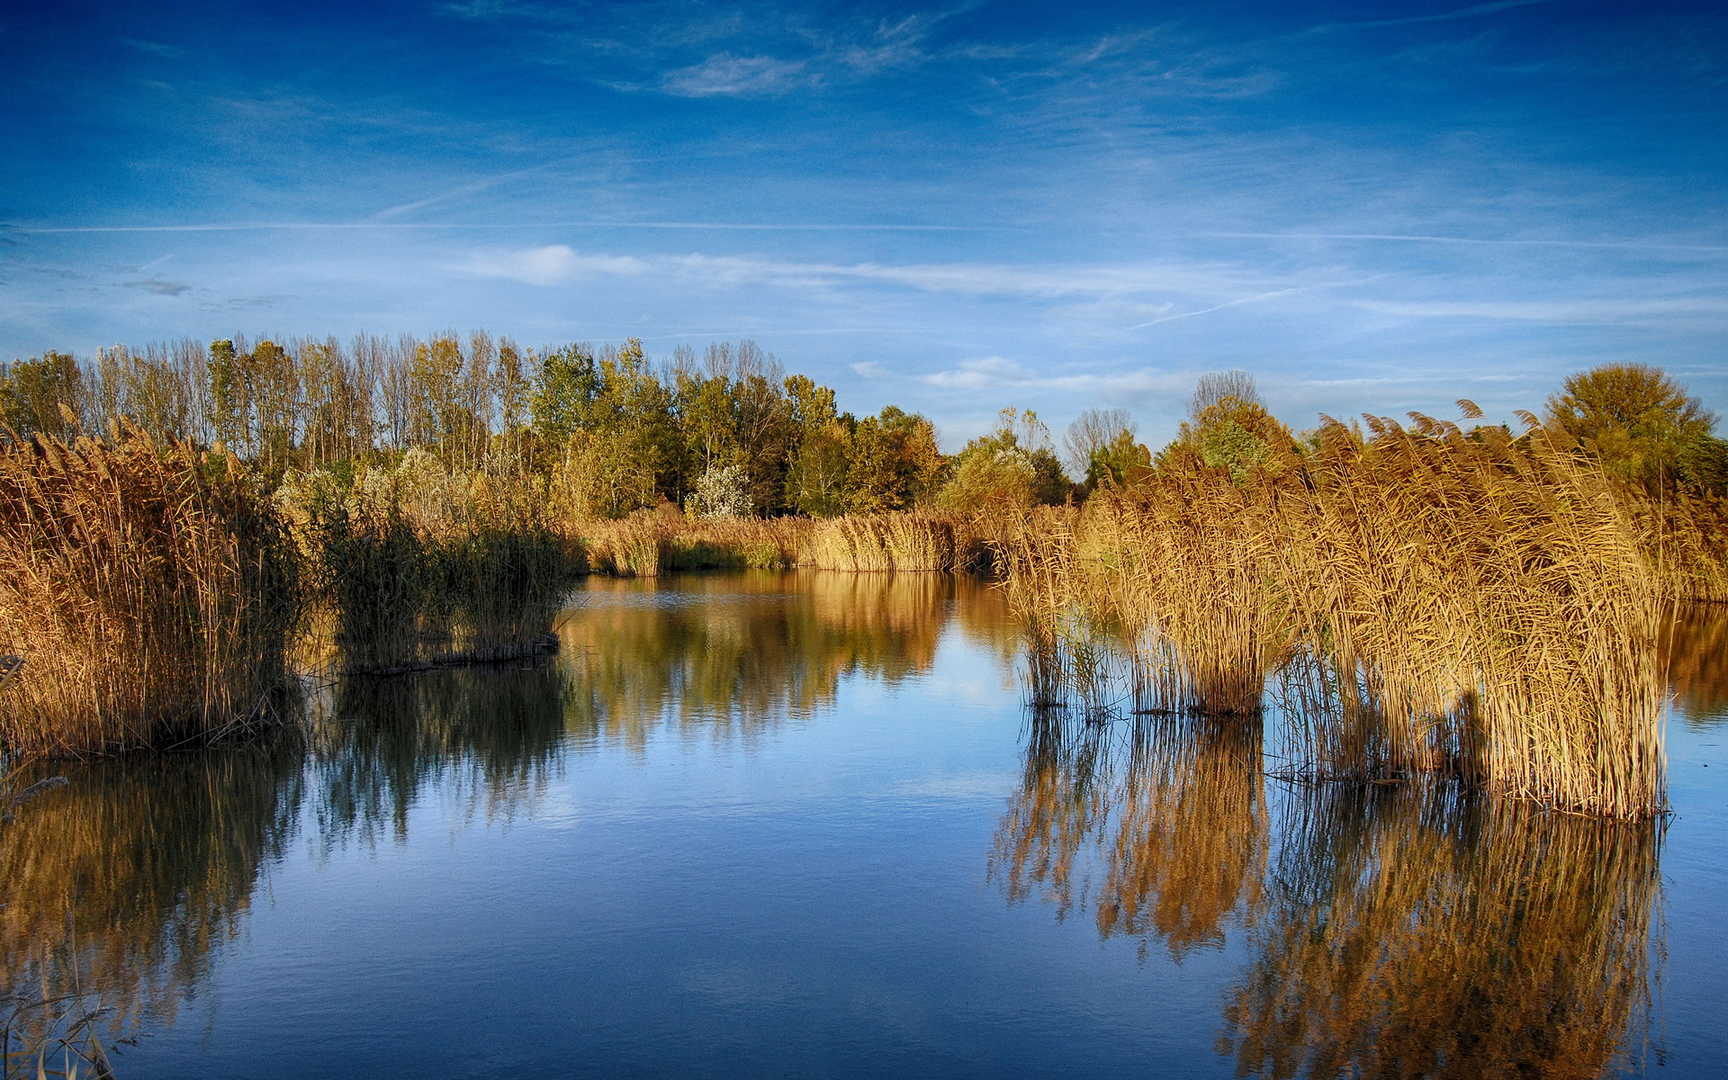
(3, 574, 1725, 1078)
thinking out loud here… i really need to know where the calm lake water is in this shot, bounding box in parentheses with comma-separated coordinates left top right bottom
(4, 573, 1726, 1078)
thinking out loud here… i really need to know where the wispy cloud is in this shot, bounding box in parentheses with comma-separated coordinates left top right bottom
(457, 246, 1306, 301)
(121, 277, 191, 296)
(1125, 277, 1381, 330)
(1353, 297, 1728, 322)
(661, 54, 814, 97)
(1201, 231, 1728, 254)
(10, 221, 998, 234)
(370, 161, 571, 220)
(915, 355, 1196, 396)
(121, 38, 184, 58)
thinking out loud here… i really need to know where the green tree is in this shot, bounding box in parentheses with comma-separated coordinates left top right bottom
(934, 408, 1069, 512)
(531, 344, 600, 445)
(1163, 372, 1294, 483)
(494, 338, 532, 464)
(1083, 428, 1153, 493)
(250, 339, 300, 473)
(1544, 363, 1720, 493)
(847, 406, 942, 512)
(0, 352, 83, 437)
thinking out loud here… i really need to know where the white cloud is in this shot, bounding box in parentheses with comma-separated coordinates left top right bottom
(664, 252, 1293, 299)
(462, 245, 649, 285)
(920, 355, 1026, 388)
(851, 360, 887, 377)
(454, 245, 1306, 301)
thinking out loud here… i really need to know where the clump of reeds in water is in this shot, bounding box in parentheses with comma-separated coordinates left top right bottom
(997, 404, 1670, 818)
(0, 423, 300, 755)
(1271, 411, 1666, 818)
(1076, 464, 1298, 717)
(1220, 783, 1661, 1079)
(290, 455, 577, 673)
(986, 507, 1086, 711)
(1636, 485, 1728, 603)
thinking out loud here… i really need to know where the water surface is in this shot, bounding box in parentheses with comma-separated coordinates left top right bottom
(4, 573, 1724, 1077)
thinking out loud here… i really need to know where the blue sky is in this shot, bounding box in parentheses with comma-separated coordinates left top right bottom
(3, 0, 1724, 448)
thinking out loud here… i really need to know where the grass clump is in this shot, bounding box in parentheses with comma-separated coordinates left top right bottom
(0, 424, 299, 755)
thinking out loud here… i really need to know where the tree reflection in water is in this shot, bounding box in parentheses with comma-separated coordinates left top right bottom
(553, 572, 964, 748)
(0, 571, 981, 1055)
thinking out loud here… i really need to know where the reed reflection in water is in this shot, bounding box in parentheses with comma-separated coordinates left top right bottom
(995, 710, 1663, 1077)
(990, 713, 1270, 961)
(305, 661, 572, 849)
(0, 738, 306, 1051)
(1666, 602, 1728, 726)
(1222, 784, 1661, 1079)
(0, 573, 1686, 1076)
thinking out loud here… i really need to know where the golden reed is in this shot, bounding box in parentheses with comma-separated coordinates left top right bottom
(0, 424, 299, 755)
(993, 407, 1672, 818)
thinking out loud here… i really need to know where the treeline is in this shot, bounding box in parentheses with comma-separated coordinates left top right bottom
(0, 335, 962, 518)
(4, 335, 1725, 519)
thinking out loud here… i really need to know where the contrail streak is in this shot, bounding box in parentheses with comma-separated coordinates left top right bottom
(7, 221, 1002, 234)
(1126, 275, 1384, 331)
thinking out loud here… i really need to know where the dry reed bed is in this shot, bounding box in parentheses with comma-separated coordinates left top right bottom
(1639, 488, 1728, 603)
(994, 410, 1670, 818)
(800, 512, 986, 572)
(575, 510, 987, 576)
(0, 426, 299, 755)
(575, 513, 809, 576)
